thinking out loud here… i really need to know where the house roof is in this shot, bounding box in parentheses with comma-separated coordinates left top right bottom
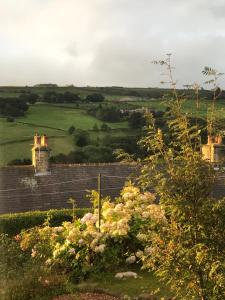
(0, 163, 224, 215)
(0, 163, 137, 214)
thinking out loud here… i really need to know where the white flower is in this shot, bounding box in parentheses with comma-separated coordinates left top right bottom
(136, 250, 143, 258)
(78, 239, 84, 245)
(45, 258, 52, 265)
(144, 246, 154, 255)
(52, 226, 63, 233)
(94, 244, 106, 253)
(81, 213, 98, 224)
(31, 248, 37, 257)
(68, 248, 76, 254)
(125, 255, 136, 264)
(142, 211, 150, 218)
(114, 203, 124, 212)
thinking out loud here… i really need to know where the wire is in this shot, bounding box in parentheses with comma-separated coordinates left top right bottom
(102, 175, 136, 179)
(0, 176, 98, 192)
(0, 186, 125, 199)
(0, 174, 137, 193)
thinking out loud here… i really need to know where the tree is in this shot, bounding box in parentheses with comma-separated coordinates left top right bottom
(136, 55, 225, 300)
(68, 125, 75, 135)
(19, 93, 39, 104)
(96, 106, 121, 122)
(85, 93, 105, 102)
(101, 123, 110, 131)
(128, 111, 146, 129)
(74, 130, 90, 147)
(0, 97, 29, 117)
(93, 123, 99, 131)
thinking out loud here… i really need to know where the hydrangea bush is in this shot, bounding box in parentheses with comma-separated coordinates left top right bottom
(19, 183, 164, 280)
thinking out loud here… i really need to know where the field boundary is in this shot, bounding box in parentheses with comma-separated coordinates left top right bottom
(16, 121, 66, 132)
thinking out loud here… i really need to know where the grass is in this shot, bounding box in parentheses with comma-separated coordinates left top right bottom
(18, 104, 129, 130)
(0, 103, 131, 165)
(131, 98, 225, 118)
(76, 267, 173, 299)
(0, 91, 224, 166)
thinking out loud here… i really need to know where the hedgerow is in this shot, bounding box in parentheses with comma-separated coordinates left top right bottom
(0, 208, 90, 236)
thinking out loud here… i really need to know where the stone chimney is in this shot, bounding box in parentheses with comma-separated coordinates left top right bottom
(32, 134, 50, 175)
(202, 135, 225, 164)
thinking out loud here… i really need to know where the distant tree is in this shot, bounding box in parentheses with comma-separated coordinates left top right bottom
(0, 97, 29, 117)
(50, 153, 68, 163)
(93, 123, 99, 131)
(42, 91, 57, 103)
(85, 93, 105, 102)
(19, 93, 39, 104)
(101, 123, 111, 131)
(42, 91, 80, 103)
(6, 117, 14, 122)
(7, 158, 31, 165)
(128, 111, 146, 129)
(96, 106, 121, 122)
(68, 125, 75, 135)
(68, 150, 88, 163)
(74, 130, 90, 147)
(57, 92, 81, 103)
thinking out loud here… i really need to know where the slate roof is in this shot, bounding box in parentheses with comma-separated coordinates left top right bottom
(0, 163, 224, 215)
(0, 163, 137, 214)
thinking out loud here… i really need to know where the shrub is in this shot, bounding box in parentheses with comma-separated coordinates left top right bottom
(0, 234, 70, 300)
(85, 93, 105, 102)
(6, 117, 14, 122)
(68, 125, 75, 135)
(136, 55, 225, 300)
(0, 208, 90, 236)
(74, 130, 90, 147)
(101, 123, 111, 131)
(18, 186, 154, 281)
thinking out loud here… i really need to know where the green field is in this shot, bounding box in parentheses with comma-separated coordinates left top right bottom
(0, 86, 225, 166)
(0, 103, 130, 165)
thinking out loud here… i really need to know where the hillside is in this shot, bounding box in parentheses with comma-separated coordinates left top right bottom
(0, 85, 224, 166)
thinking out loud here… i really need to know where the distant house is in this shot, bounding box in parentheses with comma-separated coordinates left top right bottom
(120, 107, 152, 115)
(0, 135, 136, 214)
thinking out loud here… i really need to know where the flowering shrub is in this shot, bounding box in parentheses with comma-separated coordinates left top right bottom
(18, 182, 165, 281)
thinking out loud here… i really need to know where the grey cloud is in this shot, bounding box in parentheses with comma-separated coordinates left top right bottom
(0, 0, 225, 87)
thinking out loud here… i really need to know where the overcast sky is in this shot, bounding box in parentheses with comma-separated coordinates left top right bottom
(0, 0, 225, 88)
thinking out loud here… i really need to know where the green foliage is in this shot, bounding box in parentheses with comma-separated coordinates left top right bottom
(43, 91, 81, 103)
(136, 55, 225, 300)
(6, 116, 15, 122)
(0, 234, 70, 300)
(68, 125, 75, 135)
(74, 130, 90, 147)
(92, 123, 99, 131)
(85, 93, 105, 102)
(0, 97, 29, 117)
(7, 158, 31, 165)
(101, 123, 111, 131)
(128, 111, 146, 129)
(95, 106, 122, 122)
(0, 208, 90, 236)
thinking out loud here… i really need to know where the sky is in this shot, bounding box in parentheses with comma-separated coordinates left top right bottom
(0, 0, 225, 88)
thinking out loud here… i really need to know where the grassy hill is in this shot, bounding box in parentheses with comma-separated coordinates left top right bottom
(0, 86, 224, 166)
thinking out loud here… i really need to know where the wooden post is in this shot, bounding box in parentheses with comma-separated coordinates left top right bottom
(98, 173, 101, 232)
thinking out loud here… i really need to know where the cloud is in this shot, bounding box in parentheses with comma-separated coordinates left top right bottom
(0, 0, 224, 87)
